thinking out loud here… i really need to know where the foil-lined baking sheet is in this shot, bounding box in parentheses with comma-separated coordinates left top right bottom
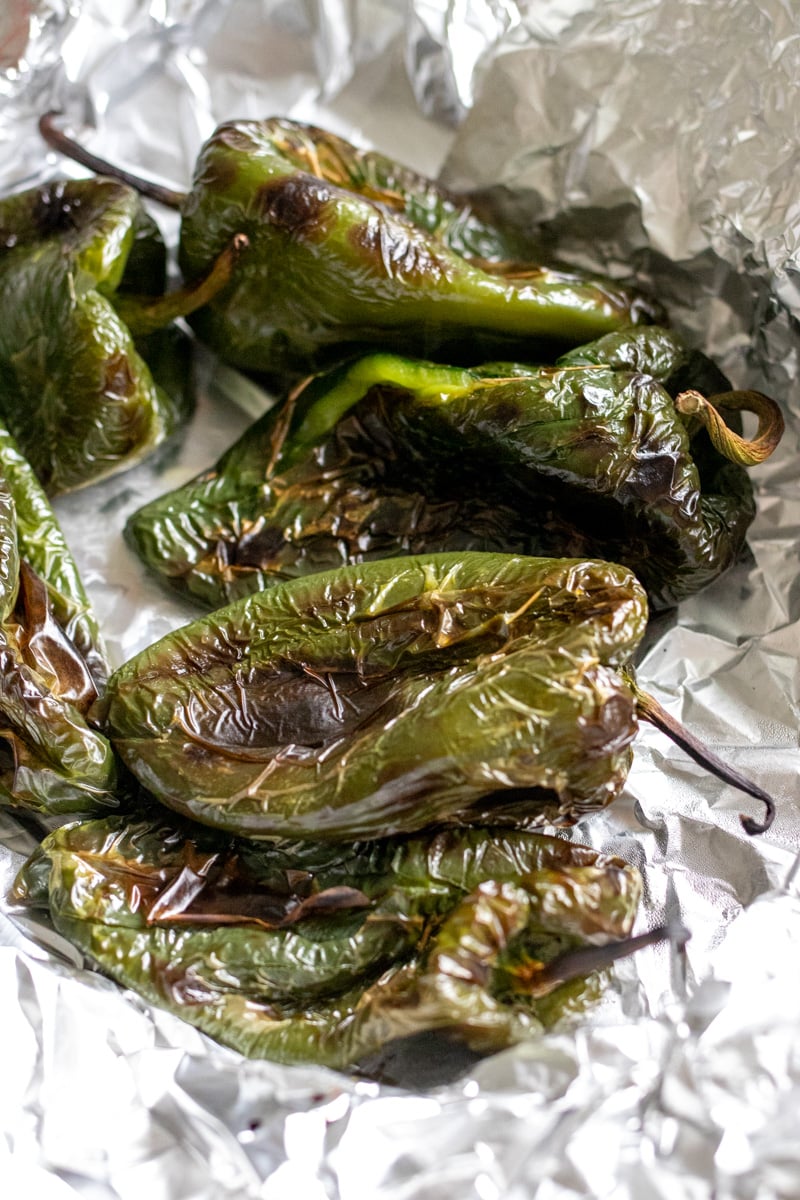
(1, 0, 800, 1195)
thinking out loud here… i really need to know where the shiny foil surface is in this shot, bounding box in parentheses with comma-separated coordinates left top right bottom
(1, 0, 800, 1195)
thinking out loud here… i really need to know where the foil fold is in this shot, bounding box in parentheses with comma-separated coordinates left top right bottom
(2, 0, 800, 1196)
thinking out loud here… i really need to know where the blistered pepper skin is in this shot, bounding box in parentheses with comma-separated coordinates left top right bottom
(95, 552, 648, 841)
(0, 475, 117, 816)
(0, 178, 192, 494)
(126, 333, 755, 613)
(177, 118, 658, 379)
(14, 813, 642, 1073)
(0, 416, 108, 689)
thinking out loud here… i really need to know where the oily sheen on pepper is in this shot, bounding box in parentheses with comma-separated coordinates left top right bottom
(95, 551, 648, 841)
(13, 813, 642, 1072)
(126, 327, 757, 613)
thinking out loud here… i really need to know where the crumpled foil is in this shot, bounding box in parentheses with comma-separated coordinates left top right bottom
(2, 0, 800, 1195)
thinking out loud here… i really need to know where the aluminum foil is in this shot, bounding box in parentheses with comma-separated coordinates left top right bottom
(2, 0, 800, 1195)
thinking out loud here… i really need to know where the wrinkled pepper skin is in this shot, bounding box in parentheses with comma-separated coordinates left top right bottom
(0, 415, 108, 689)
(14, 813, 641, 1072)
(177, 118, 658, 379)
(0, 475, 118, 815)
(0, 177, 192, 493)
(95, 552, 647, 840)
(126, 330, 755, 613)
(556, 324, 731, 396)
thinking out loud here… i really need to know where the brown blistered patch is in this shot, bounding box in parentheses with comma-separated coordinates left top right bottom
(232, 519, 289, 569)
(624, 448, 681, 505)
(256, 176, 332, 239)
(348, 215, 445, 284)
(577, 687, 637, 759)
(102, 352, 137, 401)
(15, 560, 97, 711)
(156, 957, 221, 1007)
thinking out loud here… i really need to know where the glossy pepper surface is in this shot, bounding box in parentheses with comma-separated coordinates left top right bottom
(173, 117, 658, 378)
(0, 451, 117, 814)
(95, 552, 648, 840)
(0, 415, 108, 690)
(125, 328, 778, 613)
(0, 177, 194, 493)
(14, 812, 643, 1073)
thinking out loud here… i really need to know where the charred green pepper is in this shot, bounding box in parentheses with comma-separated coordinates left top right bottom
(0, 176, 244, 494)
(95, 551, 647, 841)
(96, 550, 775, 838)
(0, 459, 117, 814)
(125, 329, 782, 612)
(14, 812, 647, 1073)
(40, 115, 658, 380)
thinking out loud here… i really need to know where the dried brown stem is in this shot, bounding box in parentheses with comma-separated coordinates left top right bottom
(39, 112, 187, 210)
(518, 922, 688, 996)
(632, 683, 776, 835)
(675, 388, 784, 466)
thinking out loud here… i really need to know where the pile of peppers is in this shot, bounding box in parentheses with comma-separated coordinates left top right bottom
(0, 114, 785, 1077)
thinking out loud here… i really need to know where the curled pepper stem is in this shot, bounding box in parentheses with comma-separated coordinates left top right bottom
(631, 680, 776, 835)
(115, 234, 250, 335)
(39, 112, 187, 210)
(675, 387, 784, 466)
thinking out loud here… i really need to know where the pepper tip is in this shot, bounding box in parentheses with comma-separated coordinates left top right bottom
(739, 801, 775, 837)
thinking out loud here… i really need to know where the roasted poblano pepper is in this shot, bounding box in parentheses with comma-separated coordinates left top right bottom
(94, 552, 647, 839)
(125, 327, 782, 612)
(96, 550, 776, 838)
(40, 115, 659, 380)
(0, 452, 118, 814)
(0, 175, 244, 493)
(14, 812, 647, 1073)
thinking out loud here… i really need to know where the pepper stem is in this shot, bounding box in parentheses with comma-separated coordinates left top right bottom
(115, 234, 249, 335)
(631, 680, 776, 835)
(39, 112, 187, 210)
(513, 922, 688, 997)
(674, 388, 784, 466)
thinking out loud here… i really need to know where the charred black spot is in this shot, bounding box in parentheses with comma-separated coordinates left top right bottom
(232, 521, 288, 568)
(0, 733, 16, 776)
(624, 449, 680, 503)
(257, 177, 331, 237)
(182, 661, 402, 754)
(487, 400, 523, 428)
(356, 1028, 485, 1088)
(464, 784, 558, 824)
(33, 182, 80, 237)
